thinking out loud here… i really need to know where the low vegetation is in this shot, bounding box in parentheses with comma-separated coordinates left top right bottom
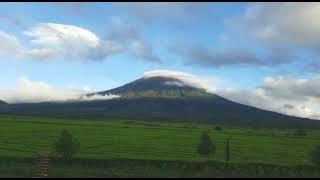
(197, 131, 215, 157)
(311, 145, 320, 166)
(294, 128, 307, 136)
(53, 129, 80, 163)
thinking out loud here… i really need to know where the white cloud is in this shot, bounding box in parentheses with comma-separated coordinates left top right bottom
(82, 85, 91, 92)
(0, 21, 158, 63)
(24, 23, 122, 61)
(26, 48, 60, 59)
(0, 77, 119, 104)
(218, 76, 320, 120)
(0, 77, 81, 103)
(164, 81, 185, 87)
(143, 70, 222, 92)
(0, 23, 123, 61)
(243, 2, 320, 49)
(25, 23, 99, 47)
(79, 94, 120, 101)
(0, 31, 24, 57)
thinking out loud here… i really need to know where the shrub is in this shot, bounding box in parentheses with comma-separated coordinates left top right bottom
(294, 129, 307, 136)
(311, 145, 320, 166)
(214, 126, 223, 131)
(53, 129, 80, 163)
(197, 131, 216, 157)
(225, 137, 231, 163)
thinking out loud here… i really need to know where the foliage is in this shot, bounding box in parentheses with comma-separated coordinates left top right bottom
(215, 126, 223, 131)
(225, 137, 231, 163)
(294, 129, 307, 136)
(53, 129, 80, 163)
(197, 131, 216, 156)
(310, 145, 320, 166)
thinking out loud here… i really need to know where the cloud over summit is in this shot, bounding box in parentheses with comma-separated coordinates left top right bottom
(143, 70, 221, 92)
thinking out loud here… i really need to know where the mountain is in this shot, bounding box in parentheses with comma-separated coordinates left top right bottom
(0, 76, 320, 128)
(0, 100, 7, 105)
(87, 76, 214, 98)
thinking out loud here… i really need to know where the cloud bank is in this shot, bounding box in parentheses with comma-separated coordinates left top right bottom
(0, 77, 120, 104)
(237, 2, 320, 71)
(218, 76, 320, 120)
(116, 2, 210, 25)
(171, 43, 262, 68)
(168, 2, 320, 70)
(243, 2, 320, 49)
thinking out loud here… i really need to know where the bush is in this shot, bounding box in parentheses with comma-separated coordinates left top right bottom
(294, 129, 307, 136)
(225, 137, 231, 163)
(197, 131, 216, 157)
(311, 145, 320, 166)
(53, 129, 80, 163)
(214, 126, 223, 131)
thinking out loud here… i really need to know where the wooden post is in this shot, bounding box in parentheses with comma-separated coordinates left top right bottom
(33, 151, 51, 178)
(225, 136, 232, 165)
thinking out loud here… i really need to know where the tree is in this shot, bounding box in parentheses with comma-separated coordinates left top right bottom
(294, 129, 307, 136)
(214, 126, 223, 131)
(225, 136, 232, 164)
(197, 131, 215, 157)
(311, 145, 320, 166)
(53, 129, 80, 163)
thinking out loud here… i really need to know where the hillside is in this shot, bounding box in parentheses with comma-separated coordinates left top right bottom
(87, 76, 215, 98)
(0, 76, 319, 128)
(0, 100, 7, 105)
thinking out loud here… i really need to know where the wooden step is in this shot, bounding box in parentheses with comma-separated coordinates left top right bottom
(33, 151, 51, 177)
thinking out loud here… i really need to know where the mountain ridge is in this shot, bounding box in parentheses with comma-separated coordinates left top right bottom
(87, 76, 214, 98)
(0, 75, 319, 128)
(0, 100, 7, 105)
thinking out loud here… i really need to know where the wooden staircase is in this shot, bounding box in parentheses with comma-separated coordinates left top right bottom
(33, 151, 51, 178)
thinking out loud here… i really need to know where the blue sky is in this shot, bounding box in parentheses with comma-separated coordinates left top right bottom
(1, 2, 320, 119)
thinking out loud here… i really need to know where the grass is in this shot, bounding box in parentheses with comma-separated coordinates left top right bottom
(0, 114, 319, 167)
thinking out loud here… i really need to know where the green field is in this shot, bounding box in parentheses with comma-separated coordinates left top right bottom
(1, 115, 319, 167)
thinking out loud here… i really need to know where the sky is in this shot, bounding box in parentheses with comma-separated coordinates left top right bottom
(1, 2, 320, 119)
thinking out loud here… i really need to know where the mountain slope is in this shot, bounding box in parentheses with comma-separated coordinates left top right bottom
(0, 100, 7, 105)
(0, 76, 319, 128)
(87, 76, 214, 98)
